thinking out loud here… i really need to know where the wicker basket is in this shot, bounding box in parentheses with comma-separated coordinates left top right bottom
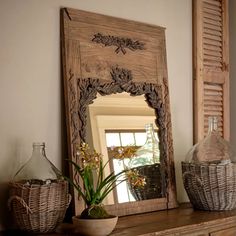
(8, 180, 71, 233)
(128, 163, 163, 200)
(182, 162, 236, 211)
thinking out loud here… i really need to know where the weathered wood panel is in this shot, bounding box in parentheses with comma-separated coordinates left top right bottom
(193, 0, 229, 142)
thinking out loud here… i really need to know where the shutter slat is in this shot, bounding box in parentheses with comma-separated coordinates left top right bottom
(204, 89, 222, 96)
(203, 0, 221, 7)
(203, 17, 222, 27)
(203, 38, 222, 47)
(203, 60, 222, 68)
(203, 12, 222, 21)
(203, 100, 223, 106)
(204, 95, 223, 102)
(203, 22, 222, 31)
(204, 111, 223, 116)
(203, 28, 222, 37)
(204, 83, 223, 91)
(203, 7, 222, 16)
(204, 55, 222, 63)
(203, 33, 222, 42)
(203, 2, 221, 12)
(204, 106, 223, 112)
(203, 44, 222, 52)
(204, 49, 222, 57)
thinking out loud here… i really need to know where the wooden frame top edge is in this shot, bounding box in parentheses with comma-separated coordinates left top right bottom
(61, 7, 166, 32)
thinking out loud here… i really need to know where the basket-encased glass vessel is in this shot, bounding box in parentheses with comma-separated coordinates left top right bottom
(182, 117, 236, 211)
(185, 117, 235, 164)
(8, 142, 70, 233)
(14, 142, 61, 183)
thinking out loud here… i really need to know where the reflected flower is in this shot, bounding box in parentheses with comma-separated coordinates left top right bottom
(126, 169, 146, 188)
(110, 146, 138, 160)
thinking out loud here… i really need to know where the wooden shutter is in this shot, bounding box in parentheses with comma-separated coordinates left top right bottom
(193, 0, 229, 142)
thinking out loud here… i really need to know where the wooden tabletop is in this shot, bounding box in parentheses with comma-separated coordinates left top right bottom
(1, 204, 236, 236)
(111, 204, 236, 235)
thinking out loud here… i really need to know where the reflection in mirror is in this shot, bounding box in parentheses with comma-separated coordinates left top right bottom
(86, 93, 165, 205)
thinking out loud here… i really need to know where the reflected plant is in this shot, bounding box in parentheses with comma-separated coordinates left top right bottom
(126, 169, 146, 187)
(64, 143, 145, 219)
(110, 145, 153, 167)
(110, 146, 138, 160)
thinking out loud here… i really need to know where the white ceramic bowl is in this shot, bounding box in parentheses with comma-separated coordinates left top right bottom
(72, 215, 118, 236)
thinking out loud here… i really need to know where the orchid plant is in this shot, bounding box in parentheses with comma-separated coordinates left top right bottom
(65, 143, 145, 219)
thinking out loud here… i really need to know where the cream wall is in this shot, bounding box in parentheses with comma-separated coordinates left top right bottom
(0, 0, 192, 230)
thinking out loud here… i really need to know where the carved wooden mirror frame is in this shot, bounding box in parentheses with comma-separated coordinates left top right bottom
(61, 8, 178, 216)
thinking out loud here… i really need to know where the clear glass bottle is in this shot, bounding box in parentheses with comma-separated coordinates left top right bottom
(185, 117, 236, 163)
(14, 142, 61, 184)
(130, 123, 160, 168)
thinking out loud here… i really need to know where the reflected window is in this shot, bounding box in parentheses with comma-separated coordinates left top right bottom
(105, 129, 158, 203)
(105, 130, 152, 147)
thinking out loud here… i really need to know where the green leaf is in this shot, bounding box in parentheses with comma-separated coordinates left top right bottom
(83, 173, 91, 202)
(63, 175, 88, 204)
(93, 170, 127, 203)
(65, 160, 94, 205)
(96, 159, 109, 191)
(67, 159, 84, 177)
(100, 179, 127, 202)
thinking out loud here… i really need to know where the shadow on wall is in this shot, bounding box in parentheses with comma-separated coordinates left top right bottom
(0, 140, 26, 231)
(0, 182, 15, 230)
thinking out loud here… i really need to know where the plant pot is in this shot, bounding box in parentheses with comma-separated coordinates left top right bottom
(72, 215, 118, 236)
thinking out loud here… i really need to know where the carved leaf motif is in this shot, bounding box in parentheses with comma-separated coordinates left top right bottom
(68, 70, 79, 158)
(92, 33, 145, 55)
(78, 78, 100, 142)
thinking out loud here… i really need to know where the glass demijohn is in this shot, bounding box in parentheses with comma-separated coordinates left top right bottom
(13, 142, 61, 183)
(185, 117, 236, 164)
(130, 123, 160, 168)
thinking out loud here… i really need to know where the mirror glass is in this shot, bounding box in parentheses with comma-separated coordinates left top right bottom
(86, 92, 165, 205)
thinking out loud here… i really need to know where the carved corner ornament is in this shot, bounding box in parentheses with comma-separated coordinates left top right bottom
(92, 33, 145, 54)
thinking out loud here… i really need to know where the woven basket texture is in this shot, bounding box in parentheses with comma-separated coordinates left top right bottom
(182, 162, 236, 211)
(8, 180, 71, 233)
(128, 163, 163, 200)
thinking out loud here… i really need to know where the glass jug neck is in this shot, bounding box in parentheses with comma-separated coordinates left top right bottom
(32, 142, 46, 156)
(208, 116, 218, 134)
(145, 124, 157, 142)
